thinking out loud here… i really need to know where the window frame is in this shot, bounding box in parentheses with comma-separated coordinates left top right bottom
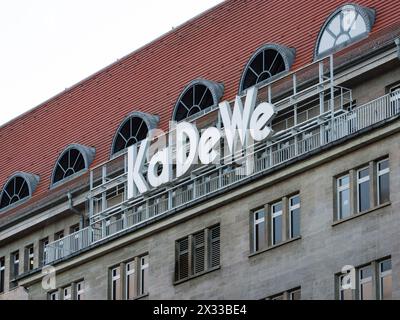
(358, 265, 373, 300)
(110, 265, 121, 300)
(356, 166, 370, 213)
(378, 259, 392, 300)
(252, 208, 266, 252)
(337, 174, 350, 220)
(139, 255, 149, 296)
(377, 158, 390, 205)
(271, 201, 283, 245)
(289, 195, 301, 239)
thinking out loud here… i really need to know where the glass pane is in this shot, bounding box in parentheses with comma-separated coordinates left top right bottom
(127, 273, 136, 300)
(342, 9, 356, 31)
(273, 215, 282, 244)
(272, 202, 282, 214)
(360, 266, 372, 279)
(341, 289, 353, 300)
(349, 14, 367, 37)
(378, 159, 389, 171)
(380, 260, 391, 273)
(358, 168, 369, 179)
(358, 181, 370, 212)
(328, 15, 341, 35)
(318, 31, 335, 54)
(255, 221, 265, 251)
(290, 195, 300, 206)
(113, 279, 121, 300)
(339, 175, 349, 187)
(360, 282, 373, 300)
(381, 275, 392, 300)
(290, 208, 300, 238)
(339, 189, 350, 219)
(378, 174, 390, 204)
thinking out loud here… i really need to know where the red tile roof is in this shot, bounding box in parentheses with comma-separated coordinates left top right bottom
(1, 0, 400, 220)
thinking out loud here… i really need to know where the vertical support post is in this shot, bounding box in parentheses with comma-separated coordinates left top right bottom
(330, 55, 335, 115)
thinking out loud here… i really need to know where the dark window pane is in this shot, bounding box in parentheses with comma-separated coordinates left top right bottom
(273, 215, 282, 244)
(358, 181, 370, 212)
(290, 208, 300, 238)
(378, 173, 390, 204)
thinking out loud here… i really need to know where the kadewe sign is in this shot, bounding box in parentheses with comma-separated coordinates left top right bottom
(127, 87, 276, 198)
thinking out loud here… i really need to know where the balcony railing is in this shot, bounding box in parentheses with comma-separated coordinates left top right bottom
(43, 90, 400, 265)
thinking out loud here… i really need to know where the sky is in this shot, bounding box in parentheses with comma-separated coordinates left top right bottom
(0, 0, 224, 126)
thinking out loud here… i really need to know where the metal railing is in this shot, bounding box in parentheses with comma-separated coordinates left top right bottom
(44, 90, 400, 265)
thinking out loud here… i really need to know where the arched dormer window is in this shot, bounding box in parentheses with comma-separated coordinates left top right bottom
(239, 44, 295, 94)
(51, 144, 95, 186)
(111, 112, 159, 156)
(0, 172, 39, 211)
(315, 4, 376, 59)
(172, 79, 224, 122)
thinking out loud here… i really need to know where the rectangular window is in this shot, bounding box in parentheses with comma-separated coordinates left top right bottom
(39, 238, 49, 267)
(63, 286, 72, 300)
(139, 255, 149, 296)
(25, 245, 34, 271)
(377, 159, 390, 205)
(11, 251, 19, 279)
(76, 281, 85, 300)
(271, 202, 282, 245)
(337, 175, 350, 219)
(253, 209, 265, 252)
(125, 260, 136, 300)
(111, 266, 121, 300)
(289, 195, 300, 238)
(359, 266, 373, 300)
(0, 257, 5, 293)
(175, 225, 220, 282)
(379, 259, 392, 300)
(357, 167, 370, 212)
(49, 291, 59, 300)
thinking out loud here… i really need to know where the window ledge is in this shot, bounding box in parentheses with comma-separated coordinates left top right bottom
(249, 236, 302, 258)
(332, 202, 391, 227)
(174, 265, 221, 286)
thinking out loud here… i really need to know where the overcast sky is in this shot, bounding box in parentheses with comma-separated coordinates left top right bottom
(0, 0, 224, 126)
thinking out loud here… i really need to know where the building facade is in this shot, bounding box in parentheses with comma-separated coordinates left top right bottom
(1, 0, 400, 300)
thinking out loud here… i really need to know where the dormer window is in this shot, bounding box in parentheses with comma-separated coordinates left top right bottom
(0, 172, 39, 210)
(315, 4, 376, 59)
(51, 144, 95, 186)
(172, 79, 224, 122)
(239, 44, 295, 94)
(111, 112, 159, 156)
